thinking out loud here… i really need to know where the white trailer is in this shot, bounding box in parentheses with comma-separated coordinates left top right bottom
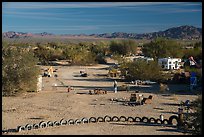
(158, 57, 182, 70)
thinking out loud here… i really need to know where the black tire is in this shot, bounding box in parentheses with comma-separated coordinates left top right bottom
(25, 124, 32, 130)
(135, 117, 142, 122)
(39, 121, 47, 128)
(53, 121, 60, 126)
(119, 116, 127, 122)
(104, 115, 112, 122)
(68, 119, 75, 125)
(97, 117, 105, 122)
(47, 121, 54, 127)
(162, 119, 169, 125)
(156, 119, 162, 124)
(89, 117, 97, 123)
(81, 117, 89, 124)
(168, 115, 179, 125)
(60, 119, 67, 125)
(127, 116, 135, 122)
(111, 116, 120, 122)
(33, 124, 39, 129)
(141, 117, 149, 123)
(17, 126, 25, 132)
(75, 119, 81, 125)
(149, 117, 156, 124)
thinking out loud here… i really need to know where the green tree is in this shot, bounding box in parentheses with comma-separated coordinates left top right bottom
(109, 39, 137, 55)
(2, 46, 40, 96)
(142, 38, 183, 60)
(120, 60, 168, 82)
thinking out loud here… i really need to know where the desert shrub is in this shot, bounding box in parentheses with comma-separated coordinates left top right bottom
(142, 38, 184, 60)
(189, 95, 202, 135)
(120, 60, 169, 82)
(109, 39, 137, 55)
(2, 46, 40, 96)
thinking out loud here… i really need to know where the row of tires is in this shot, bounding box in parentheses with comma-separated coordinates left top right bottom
(16, 115, 185, 132)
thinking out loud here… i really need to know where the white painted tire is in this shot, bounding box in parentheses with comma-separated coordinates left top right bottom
(33, 124, 39, 129)
(47, 121, 54, 127)
(60, 119, 67, 125)
(39, 121, 47, 128)
(68, 119, 75, 125)
(25, 124, 33, 130)
(17, 126, 25, 132)
(53, 121, 60, 126)
(81, 117, 89, 124)
(75, 119, 81, 125)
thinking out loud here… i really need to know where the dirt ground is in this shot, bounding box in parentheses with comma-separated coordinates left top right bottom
(2, 60, 198, 135)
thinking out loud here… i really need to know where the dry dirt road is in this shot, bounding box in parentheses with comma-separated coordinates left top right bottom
(2, 62, 198, 135)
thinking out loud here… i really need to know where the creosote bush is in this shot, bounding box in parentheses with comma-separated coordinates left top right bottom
(2, 46, 40, 96)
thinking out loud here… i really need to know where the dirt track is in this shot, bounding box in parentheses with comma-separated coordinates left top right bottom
(2, 61, 198, 135)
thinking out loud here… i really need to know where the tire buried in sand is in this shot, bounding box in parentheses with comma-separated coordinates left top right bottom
(33, 124, 39, 129)
(53, 121, 60, 126)
(127, 117, 135, 122)
(25, 124, 32, 130)
(68, 119, 75, 125)
(104, 115, 112, 122)
(75, 119, 81, 125)
(149, 117, 156, 124)
(47, 121, 54, 127)
(97, 117, 105, 122)
(135, 117, 142, 122)
(81, 117, 89, 124)
(141, 117, 149, 123)
(89, 117, 97, 123)
(156, 119, 162, 124)
(39, 121, 47, 128)
(168, 115, 179, 126)
(111, 116, 120, 122)
(162, 119, 169, 125)
(60, 119, 67, 125)
(119, 116, 127, 122)
(17, 126, 25, 132)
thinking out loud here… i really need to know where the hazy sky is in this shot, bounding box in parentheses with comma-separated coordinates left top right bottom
(2, 2, 202, 34)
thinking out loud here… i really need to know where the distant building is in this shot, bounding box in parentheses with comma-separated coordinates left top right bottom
(125, 55, 154, 62)
(158, 57, 182, 70)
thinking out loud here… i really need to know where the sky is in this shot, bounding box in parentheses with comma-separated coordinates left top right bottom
(2, 2, 202, 35)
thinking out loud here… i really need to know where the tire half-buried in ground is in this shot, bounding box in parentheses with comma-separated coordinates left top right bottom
(149, 117, 156, 124)
(119, 116, 127, 122)
(25, 124, 32, 130)
(47, 121, 54, 127)
(97, 117, 105, 122)
(135, 117, 142, 122)
(127, 117, 135, 122)
(17, 126, 25, 132)
(156, 119, 162, 125)
(168, 115, 179, 126)
(141, 117, 149, 123)
(60, 119, 67, 125)
(89, 117, 97, 123)
(75, 119, 81, 125)
(53, 121, 60, 126)
(33, 124, 39, 129)
(68, 119, 75, 125)
(111, 116, 120, 122)
(81, 117, 89, 124)
(162, 119, 169, 125)
(104, 115, 112, 122)
(39, 121, 47, 128)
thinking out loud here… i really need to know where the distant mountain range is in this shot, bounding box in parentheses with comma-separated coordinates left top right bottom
(2, 25, 202, 40)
